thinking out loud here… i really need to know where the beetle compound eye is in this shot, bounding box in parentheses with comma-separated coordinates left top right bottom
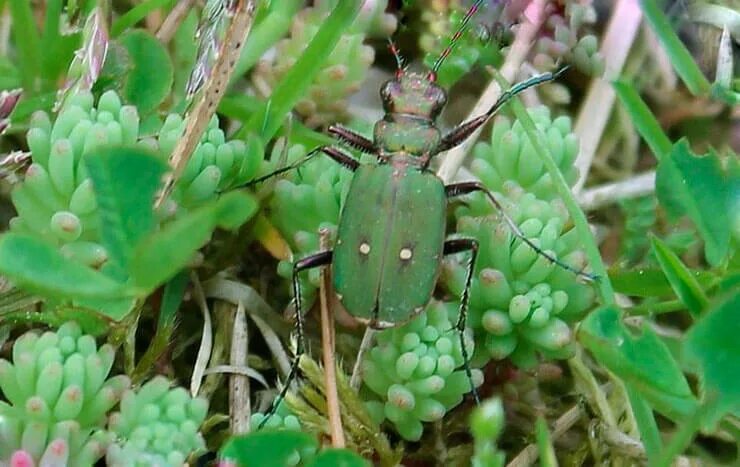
(427, 71, 437, 83)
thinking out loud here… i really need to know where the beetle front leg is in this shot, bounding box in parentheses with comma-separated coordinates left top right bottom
(433, 69, 567, 155)
(259, 250, 333, 428)
(328, 124, 377, 155)
(446, 181, 596, 281)
(443, 237, 480, 404)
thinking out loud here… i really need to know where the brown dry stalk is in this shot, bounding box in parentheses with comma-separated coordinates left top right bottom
(229, 301, 250, 433)
(319, 228, 346, 447)
(156, 0, 256, 207)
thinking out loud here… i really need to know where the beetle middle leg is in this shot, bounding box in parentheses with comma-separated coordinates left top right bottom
(443, 237, 481, 405)
(446, 181, 596, 281)
(237, 145, 360, 189)
(259, 250, 333, 428)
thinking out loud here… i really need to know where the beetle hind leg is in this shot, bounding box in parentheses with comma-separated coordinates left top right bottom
(443, 238, 481, 405)
(259, 250, 334, 429)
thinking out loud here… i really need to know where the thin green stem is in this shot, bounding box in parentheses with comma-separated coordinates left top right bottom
(639, 0, 711, 96)
(496, 71, 616, 306)
(627, 299, 685, 316)
(614, 81, 672, 161)
(626, 385, 662, 464)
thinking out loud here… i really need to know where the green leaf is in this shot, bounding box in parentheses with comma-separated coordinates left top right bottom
(306, 449, 370, 467)
(685, 289, 740, 419)
(0, 234, 126, 299)
(535, 418, 557, 467)
(610, 266, 717, 299)
(655, 140, 732, 265)
(0, 57, 20, 89)
(650, 236, 709, 317)
(579, 306, 698, 421)
(85, 146, 166, 274)
(129, 191, 258, 291)
(118, 29, 174, 114)
(220, 430, 318, 466)
(243, 1, 363, 140)
(8, 0, 41, 92)
(614, 81, 672, 161)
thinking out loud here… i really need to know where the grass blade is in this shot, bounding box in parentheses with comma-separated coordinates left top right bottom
(639, 0, 711, 96)
(242, 1, 362, 140)
(614, 80, 671, 161)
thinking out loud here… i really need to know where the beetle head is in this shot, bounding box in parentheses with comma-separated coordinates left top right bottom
(380, 72, 447, 120)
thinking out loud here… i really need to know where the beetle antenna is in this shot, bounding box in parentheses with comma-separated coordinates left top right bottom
(387, 38, 405, 74)
(431, 0, 487, 76)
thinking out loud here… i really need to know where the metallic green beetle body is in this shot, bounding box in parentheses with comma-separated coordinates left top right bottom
(333, 161, 446, 328)
(255, 0, 581, 425)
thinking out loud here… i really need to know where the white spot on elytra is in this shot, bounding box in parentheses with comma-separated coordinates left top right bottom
(400, 248, 413, 260)
(359, 242, 371, 255)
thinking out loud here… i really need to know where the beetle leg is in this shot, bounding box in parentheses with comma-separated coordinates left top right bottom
(445, 181, 597, 281)
(328, 124, 378, 154)
(259, 250, 334, 429)
(235, 145, 360, 189)
(433, 69, 567, 155)
(443, 237, 481, 405)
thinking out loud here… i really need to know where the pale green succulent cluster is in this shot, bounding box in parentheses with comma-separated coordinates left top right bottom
(253, 0, 396, 128)
(362, 302, 483, 441)
(471, 107, 579, 201)
(444, 108, 595, 367)
(470, 398, 505, 467)
(10, 90, 262, 267)
(0, 322, 129, 466)
(250, 403, 301, 432)
(0, 324, 209, 467)
(533, 0, 604, 77)
(105, 376, 208, 467)
(156, 114, 262, 214)
(10, 90, 139, 267)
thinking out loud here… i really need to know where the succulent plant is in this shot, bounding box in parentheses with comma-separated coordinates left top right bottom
(362, 301, 483, 441)
(10, 90, 139, 267)
(470, 398, 505, 467)
(155, 113, 263, 215)
(0, 322, 129, 466)
(10, 88, 261, 268)
(105, 376, 209, 467)
(530, 0, 604, 77)
(253, 0, 392, 128)
(442, 107, 595, 367)
(445, 182, 595, 367)
(250, 403, 301, 432)
(471, 107, 579, 201)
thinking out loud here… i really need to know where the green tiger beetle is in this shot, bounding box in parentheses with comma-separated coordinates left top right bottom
(251, 0, 594, 424)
